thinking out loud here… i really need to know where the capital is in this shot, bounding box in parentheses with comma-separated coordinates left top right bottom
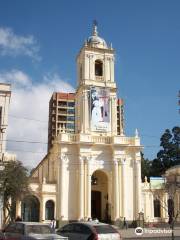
(86, 156, 92, 162)
(60, 153, 69, 164)
(79, 156, 85, 163)
(119, 158, 126, 165)
(135, 159, 141, 165)
(113, 158, 119, 165)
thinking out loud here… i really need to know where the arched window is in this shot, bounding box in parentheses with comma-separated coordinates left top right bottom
(45, 200, 54, 220)
(21, 195, 40, 222)
(95, 60, 103, 76)
(168, 199, 174, 217)
(154, 199, 161, 217)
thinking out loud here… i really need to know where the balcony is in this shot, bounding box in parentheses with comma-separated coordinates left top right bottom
(56, 133, 140, 146)
(95, 76, 103, 81)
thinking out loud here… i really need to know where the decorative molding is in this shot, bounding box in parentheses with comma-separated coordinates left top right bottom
(86, 54, 93, 59)
(135, 159, 141, 165)
(119, 158, 126, 165)
(60, 153, 69, 164)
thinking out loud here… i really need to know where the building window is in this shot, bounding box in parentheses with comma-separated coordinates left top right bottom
(58, 101, 67, 107)
(58, 116, 67, 121)
(95, 60, 103, 76)
(67, 123, 75, 129)
(154, 199, 161, 217)
(45, 200, 54, 220)
(67, 109, 75, 114)
(67, 116, 75, 122)
(80, 64, 82, 80)
(68, 102, 75, 107)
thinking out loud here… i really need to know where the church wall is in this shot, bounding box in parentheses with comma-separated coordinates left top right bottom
(59, 144, 79, 220)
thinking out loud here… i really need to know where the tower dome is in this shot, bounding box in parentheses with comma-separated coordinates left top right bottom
(87, 22, 107, 49)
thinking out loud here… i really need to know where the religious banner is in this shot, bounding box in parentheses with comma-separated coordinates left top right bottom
(90, 87, 110, 132)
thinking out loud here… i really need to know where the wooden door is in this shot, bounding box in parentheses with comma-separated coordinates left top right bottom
(91, 191, 101, 220)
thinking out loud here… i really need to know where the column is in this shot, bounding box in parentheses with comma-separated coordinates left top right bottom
(79, 156, 84, 220)
(150, 193, 154, 220)
(39, 197, 45, 221)
(113, 159, 119, 220)
(86, 158, 91, 218)
(16, 200, 21, 218)
(135, 160, 142, 215)
(164, 193, 169, 219)
(162, 193, 166, 219)
(59, 154, 68, 220)
(118, 161, 122, 218)
(121, 159, 126, 217)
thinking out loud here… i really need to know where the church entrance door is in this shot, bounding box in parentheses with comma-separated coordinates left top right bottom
(91, 191, 101, 220)
(91, 170, 109, 222)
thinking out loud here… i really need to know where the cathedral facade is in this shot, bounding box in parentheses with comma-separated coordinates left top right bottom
(17, 24, 179, 225)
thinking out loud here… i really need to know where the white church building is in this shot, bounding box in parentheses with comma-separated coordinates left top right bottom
(17, 24, 180, 226)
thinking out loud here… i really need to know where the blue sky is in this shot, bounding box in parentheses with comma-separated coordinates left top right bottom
(0, 0, 179, 166)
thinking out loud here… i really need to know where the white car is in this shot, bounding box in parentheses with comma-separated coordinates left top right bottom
(57, 221, 121, 240)
(2, 222, 68, 240)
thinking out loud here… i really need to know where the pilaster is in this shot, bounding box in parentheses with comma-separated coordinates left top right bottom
(113, 159, 119, 220)
(78, 156, 84, 220)
(86, 157, 91, 218)
(120, 159, 126, 218)
(59, 154, 69, 221)
(135, 159, 142, 216)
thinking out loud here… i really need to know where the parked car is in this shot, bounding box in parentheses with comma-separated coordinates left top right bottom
(56, 221, 121, 240)
(1, 222, 68, 240)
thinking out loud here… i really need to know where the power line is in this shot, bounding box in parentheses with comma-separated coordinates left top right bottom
(7, 145, 161, 155)
(141, 134, 160, 139)
(6, 139, 47, 144)
(9, 115, 48, 123)
(4, 137, 161, 147)
(9, 115, 162, 139)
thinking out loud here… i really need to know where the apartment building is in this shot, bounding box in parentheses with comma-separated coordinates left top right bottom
(117, 98, 124, 135)
(48, 92, 75, 150)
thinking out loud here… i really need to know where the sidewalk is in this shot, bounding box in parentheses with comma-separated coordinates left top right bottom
(119, 227, 180, 239)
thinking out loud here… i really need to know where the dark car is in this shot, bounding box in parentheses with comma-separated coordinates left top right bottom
(1, 222, 68, 240)
(56, 221, 121, 240)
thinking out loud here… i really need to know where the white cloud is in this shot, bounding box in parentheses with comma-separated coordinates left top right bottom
(1, 69, 75, 168)
(0, 27, 40, 60)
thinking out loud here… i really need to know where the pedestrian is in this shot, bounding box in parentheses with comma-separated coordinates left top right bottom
(123, 217, 128, 229)
(50, 219, 56, 230)
(168, 214, 173, 226)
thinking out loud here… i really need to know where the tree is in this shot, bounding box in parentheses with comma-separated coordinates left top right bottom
(151, 172, 180, 240)
(141, 152, 151, 181)
(150, 127, 180, 176)
(0, 160, 30, 225)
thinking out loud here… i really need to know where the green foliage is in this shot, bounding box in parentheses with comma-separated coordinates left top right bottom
(0, 160, 30, 224)
(150, 126, 180, 176)
(141, 152, 151, 181)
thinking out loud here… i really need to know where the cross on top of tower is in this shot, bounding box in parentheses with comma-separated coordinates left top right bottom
(92, 20, 98, 36)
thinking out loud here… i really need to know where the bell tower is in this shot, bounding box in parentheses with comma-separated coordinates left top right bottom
(75, 23, 117, 135)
